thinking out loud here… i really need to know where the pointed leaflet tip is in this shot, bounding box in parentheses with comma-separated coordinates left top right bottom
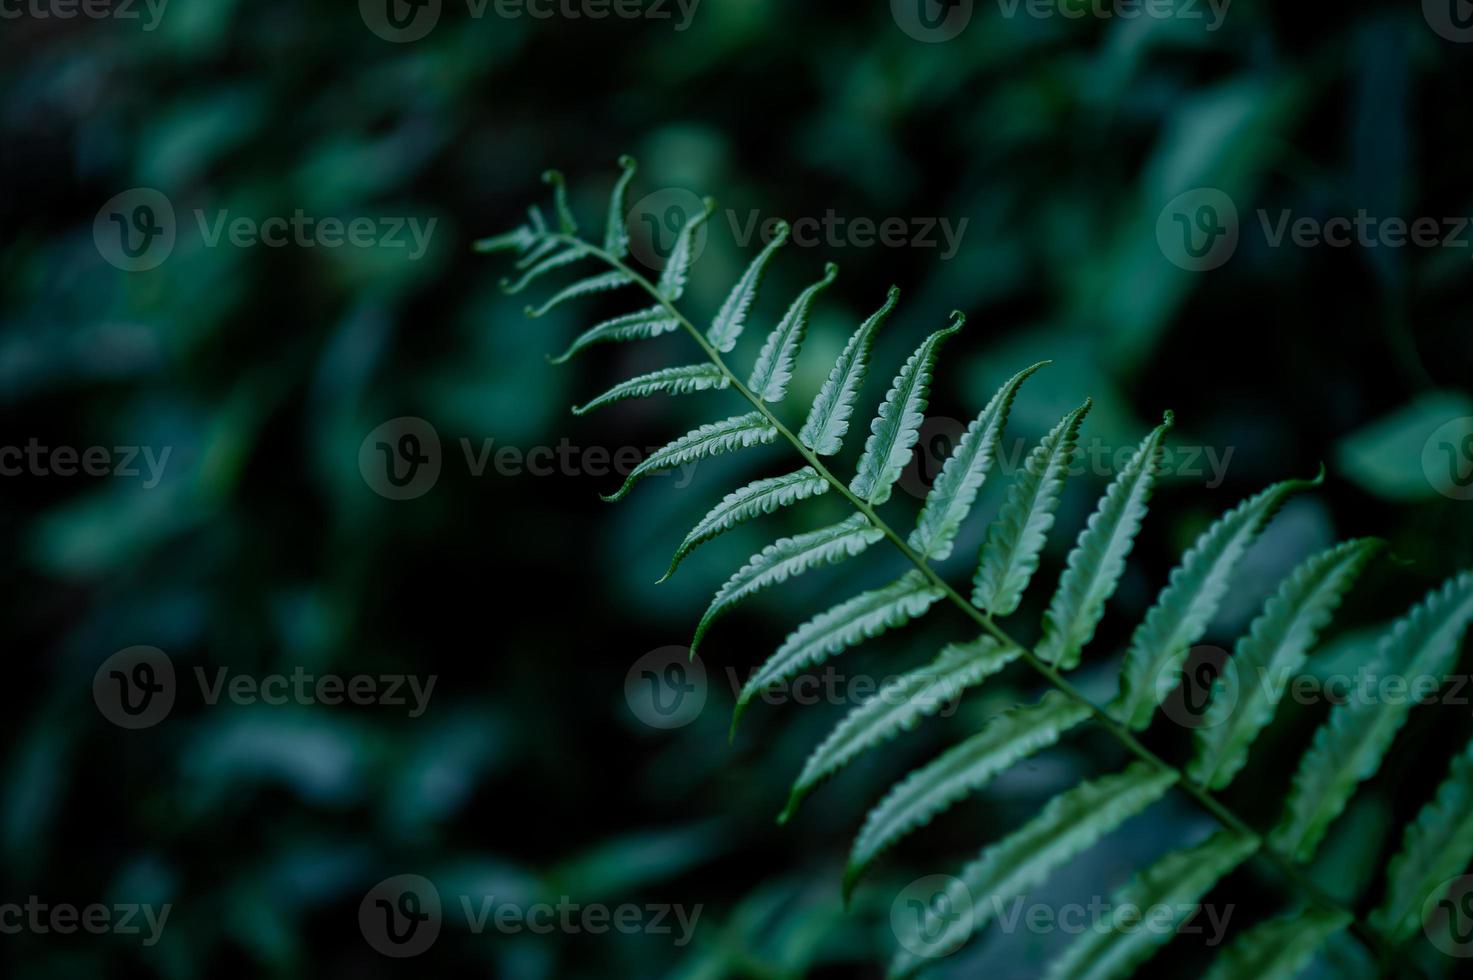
(541, 169, 564, 186)
(616, 154, 636, 172)
(948, 309, 966, 329)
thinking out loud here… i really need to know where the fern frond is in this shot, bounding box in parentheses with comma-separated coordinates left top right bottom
(849, 316, 963, 506)
(515, 235, 561, 269)
(1201, 908, 1351, 980)
(604, 155, 637, 257)
(659, 468, 830, 583)
(525, 269, 633, 318)
(1036, 414, 1174, 670)
(1190, 538, 1383, 790)
(748, 262, 839, 402)
(888, 763, 1178, 979)
(908, 362, 1047, 562)
(1271, 570, 1473, 861)
(707, 224, 790, 353)
(844, 691, 1092, 898)
(692, 513, 884, 654)
(782, 637, 1017, 824)
(1043, 831, 1260, 980)
(501, 244, 589, 294)
(472, 223, 536, 254)
(548, 306, 680, 364)
(798, 287, 899, 455)
(732, 570, 944, 737)
(543, 169, 578, 234)
(971, 397, 1090, 612)
(571, 363, 728, 416)
(1370, 736, 1473, 943)
(601, 411, 777, 503)
(657, 198, 716, 301)
(1111, 472, 1322, 730)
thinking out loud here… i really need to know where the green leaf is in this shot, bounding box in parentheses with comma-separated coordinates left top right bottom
(783, 638, 1018, 824)
(472, 223, 535, 254)
(1037, 414, 1174, 670)
(888, 763, 1178, 979)
(844, 691, 1091, 898)
(571, 364, 729, 416)
(748, 262, 838, 401)
(1190, 539, 1383, 790)
(909, 362, 1048, 562)
(850, 316, 963, 506)
(1111, 472, 1322, 730)
(692, 514, 884, 654)
(501, 244, 589, 294)
(549, 306, 679, 364)
(542, 169, 578, 234)
(525, 270, 633, 318)
(659, 468, 830, 583)
(1203, 908, 1350, 980)
(1271, 570, 1473, 862)
(657, 197, 716, 301)
(601, 412, 777, 503)
(798, 287, 899, 455)
(707, 223, 790, 353)
(1043, 831, 1260, 980)
(604, 155, 637, 257)
(971, 398, 1090, 611)
(733, 571, 944, 736)
(1371, 737, 1473, 943)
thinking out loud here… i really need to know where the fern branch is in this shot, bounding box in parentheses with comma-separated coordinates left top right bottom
(534, 230, 1389, 962)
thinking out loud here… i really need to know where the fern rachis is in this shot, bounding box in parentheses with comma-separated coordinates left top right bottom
(481, 161, 1473, 978)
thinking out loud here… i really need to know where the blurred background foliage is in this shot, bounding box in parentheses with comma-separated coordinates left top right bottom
(2, 0, 1472, 976)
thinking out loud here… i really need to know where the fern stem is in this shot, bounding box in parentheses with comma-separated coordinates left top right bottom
(548, 234, 1393, 964)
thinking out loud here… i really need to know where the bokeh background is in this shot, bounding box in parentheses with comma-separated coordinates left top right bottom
(3, 0, 1473, 976)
